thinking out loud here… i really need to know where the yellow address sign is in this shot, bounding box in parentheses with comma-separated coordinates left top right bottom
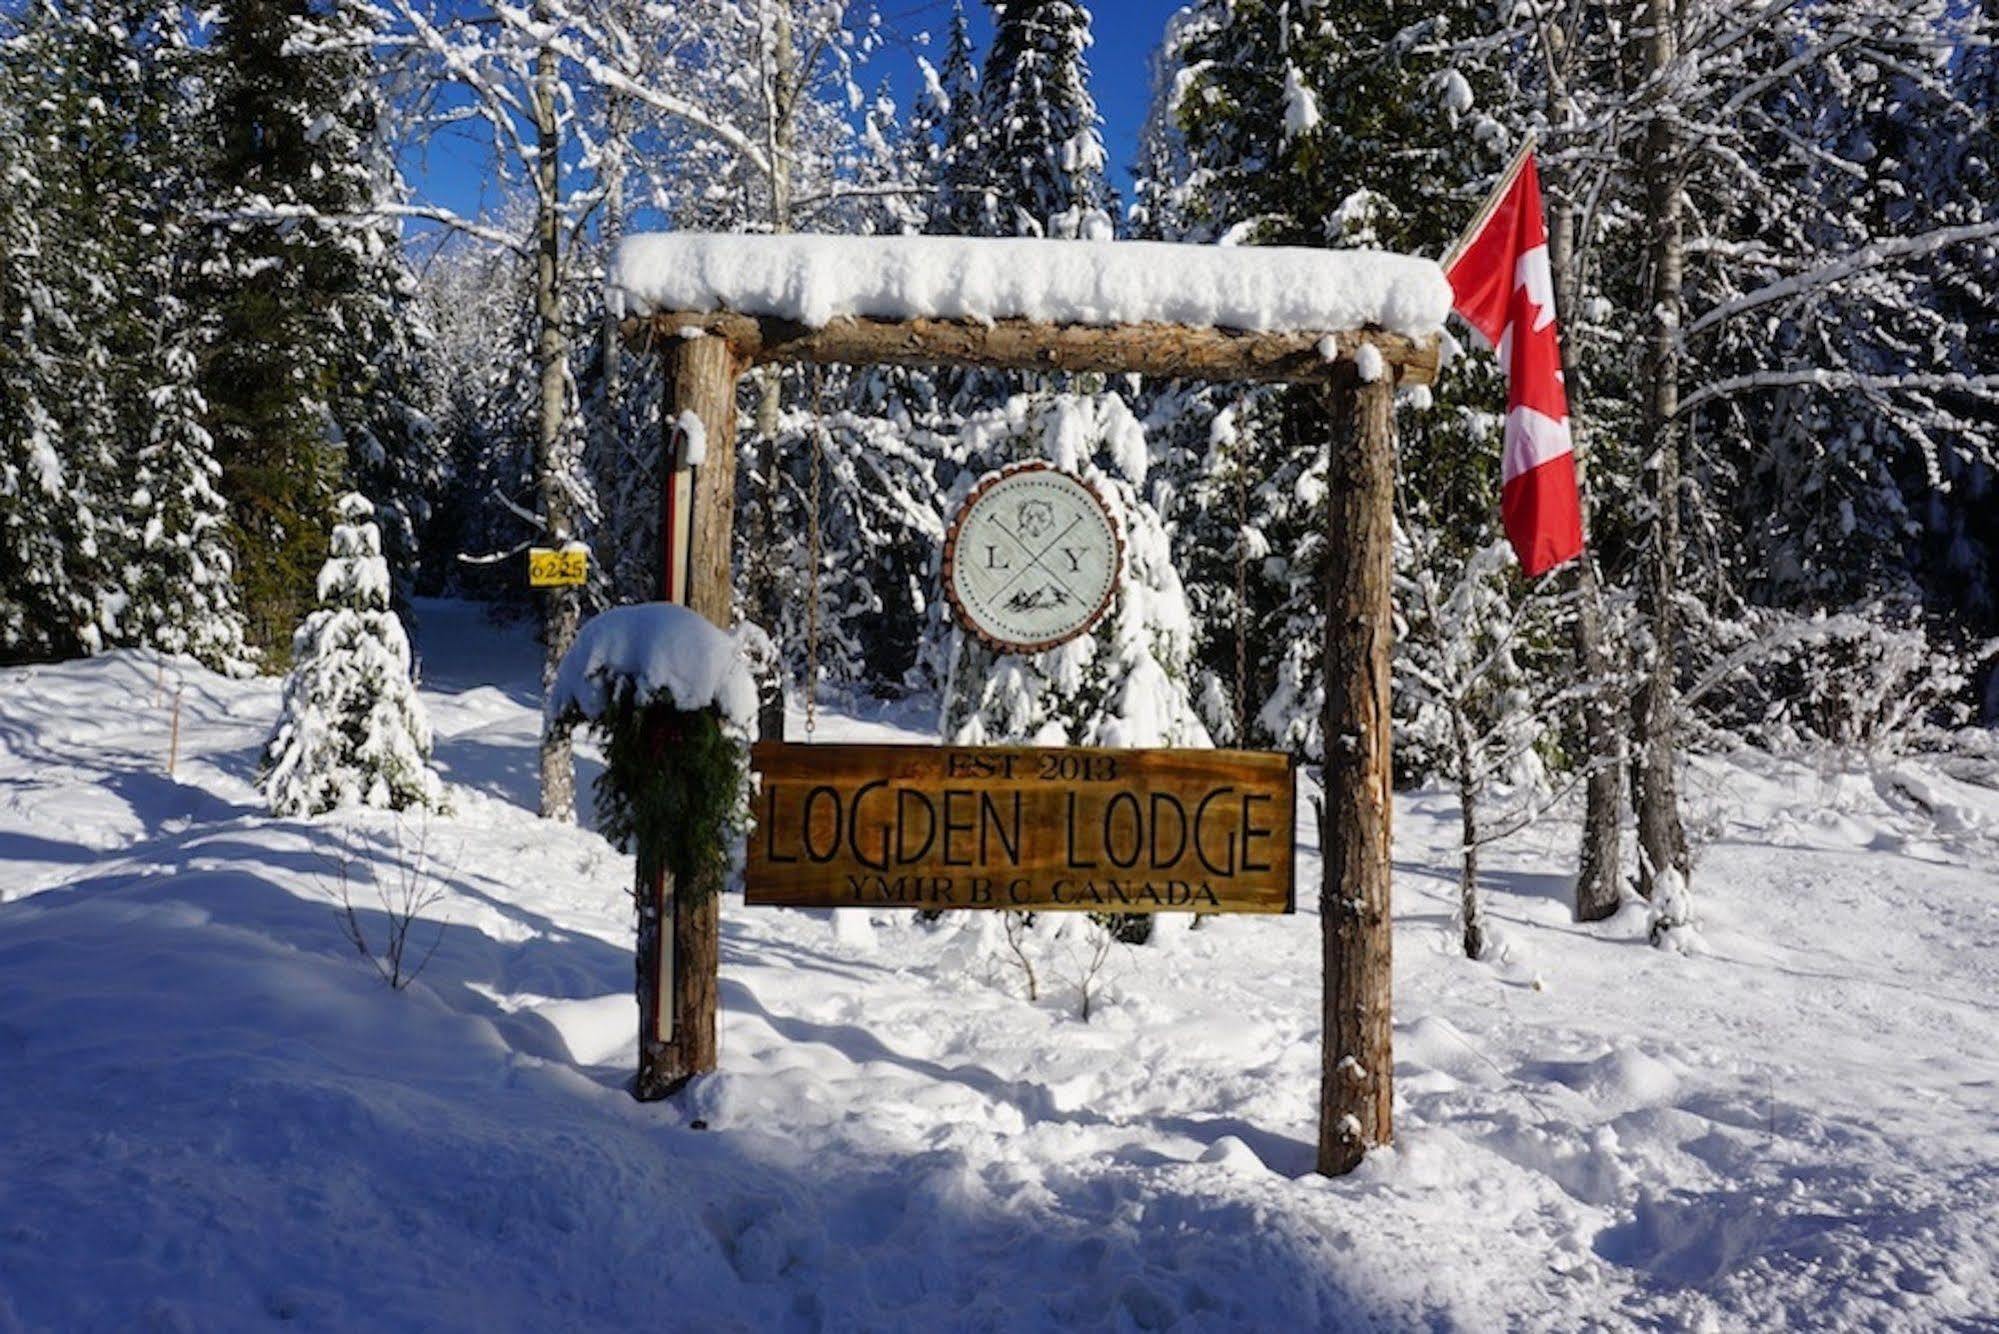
(528, 547, 588, 587)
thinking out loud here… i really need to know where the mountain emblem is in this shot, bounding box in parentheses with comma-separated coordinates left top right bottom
(1002, 582, 1073, 613)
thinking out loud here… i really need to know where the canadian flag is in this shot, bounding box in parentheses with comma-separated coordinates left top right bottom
(1443, 148, 1585, 578)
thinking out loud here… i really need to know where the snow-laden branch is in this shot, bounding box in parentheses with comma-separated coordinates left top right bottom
(1685, 217, 1999, 340)
(1716, 16, 1865, 116)
(579, 60, 769, 180)
(504, 13, 774, 182)
(793, 182, 940, 213)
(384, 0, 537, 169)
(458, 538, 535, 565)
(1679, 612, 1873, 709)
(1679, 368, 1999, 416)
(487, 485, 546, 534)
(201, 203, 531, 257)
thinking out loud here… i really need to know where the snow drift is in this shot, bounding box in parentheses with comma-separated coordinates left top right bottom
(3, 605, 1997, 1330)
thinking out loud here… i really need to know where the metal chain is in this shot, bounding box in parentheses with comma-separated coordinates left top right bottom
(805, 363, 824, 739)
(1234, 401, 1249, 747)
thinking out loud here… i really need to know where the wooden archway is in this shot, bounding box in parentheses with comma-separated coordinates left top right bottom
(623, 300, 1439, 1178)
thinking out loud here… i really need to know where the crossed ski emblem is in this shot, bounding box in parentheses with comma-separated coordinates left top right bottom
(983, 506, 1088, 610)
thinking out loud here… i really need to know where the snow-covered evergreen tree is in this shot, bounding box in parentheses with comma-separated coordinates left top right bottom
(774, 85, 954, 694)
(263, 494, 443, 817)
(1125, 11, 1201, 244)
(1692, 0, 1999, 633)
(92, 3, 259, 674)
(938, 389, 1208, 945)
(0, 2, 117, 662)
(304, 0, 445, 599)
(1149, 389, 1279, 747)
(973, 0, 1112, 239)
(1139, 0, 1530, 763)
(941, 392, 1207, 751)
(124, 295, 256, 675)
(909, 0, 1128, 704)
(925, 2, 987, 237)
(197, 0, 393, 655)
(0, 0, 212, 663)
(751, 377, 948, 698)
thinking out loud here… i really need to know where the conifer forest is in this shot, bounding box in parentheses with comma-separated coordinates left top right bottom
(2, 0, 1997, 1327)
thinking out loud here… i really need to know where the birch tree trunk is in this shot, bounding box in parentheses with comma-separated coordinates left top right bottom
(1572, 551, 1626, 920)
(533, 31, 579, 822)
(1450, 695, 1486, 960)
(1632, 0, 1692, 912)
(598, 87, 633, 599)
(748, 0, 796, 745)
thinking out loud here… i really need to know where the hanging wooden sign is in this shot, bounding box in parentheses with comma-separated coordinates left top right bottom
(745, 742, 1295, 914)
(528, 546, 588, 587)
(942, 462, 1123, 654)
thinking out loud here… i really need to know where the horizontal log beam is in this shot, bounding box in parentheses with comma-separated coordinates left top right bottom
(624, 311, 1438, 387)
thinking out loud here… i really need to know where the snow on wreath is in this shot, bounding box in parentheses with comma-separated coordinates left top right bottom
(547, 604, 758, 727)
(550, 604, 757, 899)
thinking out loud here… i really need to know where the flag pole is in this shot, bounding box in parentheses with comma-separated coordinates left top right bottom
(1440, 133, 1539, 272)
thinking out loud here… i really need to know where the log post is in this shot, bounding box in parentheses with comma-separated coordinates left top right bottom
(636, 331, 741, 1101)
(1318, 375, 1396, 1176)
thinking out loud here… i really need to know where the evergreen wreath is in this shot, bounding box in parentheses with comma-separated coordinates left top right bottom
(584, 679, 745, 900)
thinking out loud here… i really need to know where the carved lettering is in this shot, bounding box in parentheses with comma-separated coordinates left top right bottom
(746, 744, 1293, 915)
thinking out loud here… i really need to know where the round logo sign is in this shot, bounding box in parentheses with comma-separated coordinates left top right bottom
(943, 462, 1123, 654)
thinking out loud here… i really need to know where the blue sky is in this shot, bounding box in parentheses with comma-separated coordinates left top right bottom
(405, 1, 1180, 227)
(871, 0, 1171, 188)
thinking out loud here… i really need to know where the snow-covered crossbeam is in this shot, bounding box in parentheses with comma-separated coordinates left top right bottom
(611, 232, 1449, 335)
(610, 233, 1447, 385)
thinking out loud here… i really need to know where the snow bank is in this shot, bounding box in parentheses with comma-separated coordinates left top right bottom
(549, 604, 756, 726)
(9, 615, 1999, 1331)
(610, 232, 1452, 338)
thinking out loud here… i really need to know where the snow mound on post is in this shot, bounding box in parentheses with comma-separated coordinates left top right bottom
(610, 233, 1451, 338)
(549, 604, 756, 726)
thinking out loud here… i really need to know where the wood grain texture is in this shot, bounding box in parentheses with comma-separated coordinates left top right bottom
(746, 742, 1295, 914)
(636, 336, 742, 1103)
(1317, 377, 1397, 1176)
(626, 313, 1439, 387)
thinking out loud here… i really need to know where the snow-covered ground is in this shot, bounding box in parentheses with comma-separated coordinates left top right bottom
(3, 599, 1996, 1331)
